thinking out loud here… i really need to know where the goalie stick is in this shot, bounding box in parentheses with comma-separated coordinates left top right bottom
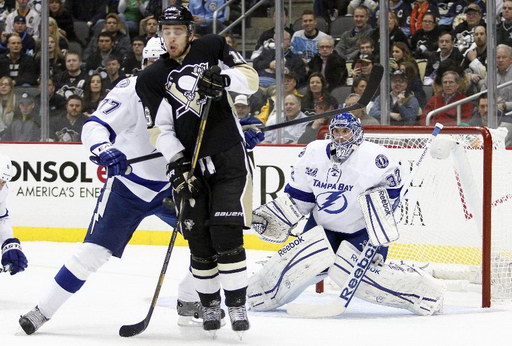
(119, 96, 213, 337)
(287, 122, 444, 318)
(260, 64, 383, 132)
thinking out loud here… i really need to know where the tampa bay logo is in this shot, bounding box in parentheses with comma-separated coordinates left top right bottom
(165, 63, 208, 119)
(316, 191, 348, 214)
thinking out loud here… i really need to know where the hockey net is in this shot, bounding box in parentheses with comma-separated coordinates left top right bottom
(361, 125, 512, 307)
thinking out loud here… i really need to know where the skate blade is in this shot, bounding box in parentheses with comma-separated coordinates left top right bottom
(177, 316, 202, 327)
(208, 330, 218, 339)
(236, 331, 245, 341)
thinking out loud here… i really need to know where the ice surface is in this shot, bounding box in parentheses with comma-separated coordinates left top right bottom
(1, 242, 511, 345)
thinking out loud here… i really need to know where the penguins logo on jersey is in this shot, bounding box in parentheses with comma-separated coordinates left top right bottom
(165, 63, 208, 119)
(316, 191, 348, 214)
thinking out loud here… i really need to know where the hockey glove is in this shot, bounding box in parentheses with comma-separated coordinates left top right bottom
(166, 157, 202, 201)
(240, 117, 265, 149)
(2, 238, 28, 275)
(197, 65, 230, 100)
(89, 143, 128, 177)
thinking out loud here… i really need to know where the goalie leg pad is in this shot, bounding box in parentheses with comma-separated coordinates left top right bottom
(359, 187, 399, 246)
(252, 194, 304, 243)
(329, 241, 446, 316)
(247, 226, 334, 311)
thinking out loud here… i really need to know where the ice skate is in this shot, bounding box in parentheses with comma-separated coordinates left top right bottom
(228, 305, 250, 340)
(177, 300, 203, 327)
(202, 303, 223, 338)
(19, 306, 49, 335)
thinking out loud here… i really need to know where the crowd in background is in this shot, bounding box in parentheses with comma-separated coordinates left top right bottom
(0, 0, 510, 145)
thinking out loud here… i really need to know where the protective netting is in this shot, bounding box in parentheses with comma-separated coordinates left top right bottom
(364, 129, 512, 303)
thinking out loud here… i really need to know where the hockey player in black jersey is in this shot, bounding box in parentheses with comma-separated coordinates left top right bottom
(135, 5, 259, 336)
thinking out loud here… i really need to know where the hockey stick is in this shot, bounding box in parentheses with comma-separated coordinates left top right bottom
(287, 122, 444, 318)
(124, 152, 164, 175)
(119, 96, 213, 337)
(260, 64, 383, 132)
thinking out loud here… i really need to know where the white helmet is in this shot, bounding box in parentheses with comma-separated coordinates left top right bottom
(142, 37, 166, 68)
(0, 154, 14, 182)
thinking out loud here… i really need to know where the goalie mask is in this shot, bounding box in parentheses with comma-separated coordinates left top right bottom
(328, 112, 363, 163)
(159, 5, 194, 32)
(0, 154, 14, 182)
(142, 37, 166, 68)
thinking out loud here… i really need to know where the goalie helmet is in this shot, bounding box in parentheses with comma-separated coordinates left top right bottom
(0, 154, 14, 182)
(142, 37, 166, 68)
(328, 112, 363, 163)
(159, 5, 194, 32)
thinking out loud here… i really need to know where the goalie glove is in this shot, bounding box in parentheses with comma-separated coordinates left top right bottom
(197, 65, 230, 100)
(252, 194, 304, 243)
(2, 238, 28, 275)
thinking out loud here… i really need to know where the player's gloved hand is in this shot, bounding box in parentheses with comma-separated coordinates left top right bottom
(2, 238, 28, 275)
(240, 117, 265, 149)
(197, 65, 230, 100)
(89, 143, 128, 177)
(166, 157, 202, 200)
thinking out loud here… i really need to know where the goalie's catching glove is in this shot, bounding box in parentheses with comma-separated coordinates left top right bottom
(197, 65, 230, 100)
(166, 157, 202, 201)
(2, 238, 28, 275)
(90, 143, 128, 177)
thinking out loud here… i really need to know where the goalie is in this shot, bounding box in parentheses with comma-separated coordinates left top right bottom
(248, 112, 445, 316)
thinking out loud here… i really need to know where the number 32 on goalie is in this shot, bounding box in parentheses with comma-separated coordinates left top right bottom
(385, 168, 402, 187)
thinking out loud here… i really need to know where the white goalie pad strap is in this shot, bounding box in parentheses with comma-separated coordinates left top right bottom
(251, 194, 304, 243)
(329, 241, 446, 316)
(430, 135, 457, 160)
(359, 187, 399, 246)
(247, 226, 334, 311)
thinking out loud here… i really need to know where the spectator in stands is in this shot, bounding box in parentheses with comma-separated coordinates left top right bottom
(370, 70, 420, 125)
(82, 73, 106, 115)
(50, 94, 88, 142)
(85, 32, 117, 75)
(48, 16, 69, 51)
(54, 51, 87, 98)
(0, 33, 38, 86)
(399, 60, 427, 108)
(301, 72, 338, 115)
(351, 37, 376, 70)
(139, 16, 159, 43)
(2, 92, 40, 141)
(0, 31, 8, 55)
(452, 3, 485, 54)
(334, 5, 374, 62)
(498, 0, 512, 46)
(372, 0, 412, 36)
(424, 32, 464, 86)
(291, 9, 329, 63)
(42, 77, 67, 117)
(49, 0, 79, 45)
(0, 76, 16, 136)
(442, 0, 486, 32)
(35, 35, 65, 78)
(409, 0, 439, 36)
(12, 15, 35, 55)
(84, 13, 131, 62)
(307, 35, 347, 91)
(256, 70, 302, 124)
(118, 0, 149, 39)
(467, 93, 490, 126)
(103, 55, 125, 91)
(64, 0, 109, 33)
(223, 33, 240, 53)
(253, 30, 306, 88)
(421, 70, 473, 125)
(351, 75, 368, 96)
(389, 42, 417, 73)
(5, 0, 41, 39)
(346, 92, 379, 125)
(411, 12, 440, 60)
(460, 24, 487, 95)
(297, 94, 338, 144)
(233, 94, 255, 120)
(351, 53, 375, 81)
(188, 0, 228, 36)
(122, 36, 145, 75)
(370, 11, 409, 56)
(264, 93, 309, 144)
(490, 44, 512, 117)
(254, 7, 294, 52)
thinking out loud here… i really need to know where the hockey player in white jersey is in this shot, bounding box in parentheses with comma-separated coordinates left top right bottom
(18, 37, 208, 335)
(248, 112, 445, 316)
(0, 153, 28, 275)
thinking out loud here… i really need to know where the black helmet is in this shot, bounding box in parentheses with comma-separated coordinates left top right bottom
(159, 5, 194, 30)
